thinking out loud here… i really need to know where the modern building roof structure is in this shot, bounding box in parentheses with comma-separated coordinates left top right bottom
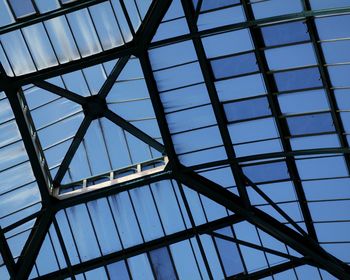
(0, 0, 350, 279)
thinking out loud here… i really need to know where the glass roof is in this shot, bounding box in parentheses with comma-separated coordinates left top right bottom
(0, 0, 350, 279)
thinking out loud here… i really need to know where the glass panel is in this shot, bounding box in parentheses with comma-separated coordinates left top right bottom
(107, 261, 130, 280)
(261, 21, 309, 47)
(44, 16, 81, 63)
(252, 0, 302, 19)
(211, 52, 258, 79)
(243, 161, 289, 183)
(224, 97, 270, 122)
(286, 113, 334, 135)
(67, 9, 102, 57)
(197, 5, 245, 31)
(265, 43, 316, 70)
(201, 0, 240, 11)
(9, 0, 36, 18)
(273, 67, 322, 92)
(1, 30, 36, 75)
(22, 23, 58, 70)
(202, 29, 253, 58)
(0, 0, 14, 27)
(149, 248, 177, 280)
(278, 89, 329, 114)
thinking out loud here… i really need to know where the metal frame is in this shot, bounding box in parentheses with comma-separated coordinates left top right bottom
(0, 0, 349, 279)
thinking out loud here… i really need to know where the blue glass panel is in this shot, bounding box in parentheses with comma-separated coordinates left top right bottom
(153, 18, 189, 42)
(310, 0, 350, 10)
(149, 248, 177, 280)
(224, 97, 270, 122)
(261, 21, 309, 47)
(252, 0, 302, 19)
(265, 43, 316, 70)
(243, 161, 289, 182)
(128, 254, 154, 280)
(286, 113, 334, 135)
(9, 0, 35, 18)
(228, 117, 279, 144)
(129, 186, 164, 241)
(107, 261, 130, 280)
(316, 14, 350, 40)
(65, 205, 101, 261)
(201, 0, 240, 11)
(151, 181, 186, 235)
(149, 40, 196, 70)
(108, 192, 143, 248)
(197, 5, 245, 31)
(34, 0, 60, 13)
(0, 0, 14, 27)
(322, 40, 350, 64)
(274, 67, 322, 92)
(297, 156, 348, 180)
(170, 240, 202, 279)
(216, 74, 266, 101)
(154, 62, 204, 92)
(329, 65, 350, 87)
(87, 198, 122, 255)
(278, 89, 329, 114)
(202, 29, 253, 58)
(211, 52, 258, 79)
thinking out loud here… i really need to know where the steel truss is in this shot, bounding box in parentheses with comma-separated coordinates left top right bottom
(0, 0, 349, 279)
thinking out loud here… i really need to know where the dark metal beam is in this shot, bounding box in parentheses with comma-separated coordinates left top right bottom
(181, 0, 250, 206)
(241, 0, 318, 241)
(98, 55, 130, 98)
(54, 116, 93, 184)
(34, 81, 86, 105)
(5, 88, 52, 203)
(104, 109, 165, 154)
(302, 0, 350, 172)
(34, 214, 243, 279)
(177, 169, 350, 279)
(14, 207, 55, 280)
(0, 228, 15, 278)
(139, 53, 179, 166)
(243, 175, 307, 236)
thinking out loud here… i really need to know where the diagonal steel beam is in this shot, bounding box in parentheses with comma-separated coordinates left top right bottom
(5, 88, 52, 203)
(98, 55, 130, 98)
(181, 0, 251, 206)
(243, 175, 308, 236)
(54, 116, 93, 184)
(210, 232, 304, 262)
(241, 0, 318, 241)
(34, 81, 86, 105)
(14, 206, 55, 280)
(0, 228, 15, 278)
(104, 109, 165, 153)
(177, 169, 350, 279)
